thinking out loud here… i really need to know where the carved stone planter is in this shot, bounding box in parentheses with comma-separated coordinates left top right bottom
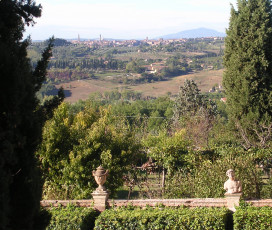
(92, 165, 108, 192)
(92, 166, 109, 211)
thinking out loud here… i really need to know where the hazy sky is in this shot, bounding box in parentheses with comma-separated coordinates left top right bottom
(24, 0, 237, 40)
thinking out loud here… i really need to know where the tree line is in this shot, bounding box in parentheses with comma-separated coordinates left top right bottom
(47, 58, 126, 70)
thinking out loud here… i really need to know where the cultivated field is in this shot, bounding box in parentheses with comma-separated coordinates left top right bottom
(57, 69, 224, 103)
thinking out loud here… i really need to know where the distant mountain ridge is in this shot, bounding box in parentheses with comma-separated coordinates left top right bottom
(155, 28, 226, 39)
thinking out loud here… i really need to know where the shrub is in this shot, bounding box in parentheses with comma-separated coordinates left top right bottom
(46, 205, 99, 230)
(94, 206, 231, 230)
(165, 146, 265, 199)
(261, 176, 272, 198)
(234, 205, 272, 230)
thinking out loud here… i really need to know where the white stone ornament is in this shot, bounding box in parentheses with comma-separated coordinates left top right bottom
(224, 169, 242, 194)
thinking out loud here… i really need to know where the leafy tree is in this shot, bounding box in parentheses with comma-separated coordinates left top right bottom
(125, 60, 144, 73)
(0, 1, 63, 229)
(37, 103, 141, 199)
(142, 129, 189, 194)
(223, 0, 272, 149)
(143, 129, 189, 176)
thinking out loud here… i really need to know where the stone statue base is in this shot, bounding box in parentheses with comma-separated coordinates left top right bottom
(225, 193, 242, 212)
(92, 190, 109, 212)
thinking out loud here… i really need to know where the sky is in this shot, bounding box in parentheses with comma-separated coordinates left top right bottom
(24, 0, 237, 40)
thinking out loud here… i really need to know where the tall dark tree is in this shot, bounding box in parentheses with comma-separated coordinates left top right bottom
(0, 1, 63, 229)
(223, 0, 272, 149)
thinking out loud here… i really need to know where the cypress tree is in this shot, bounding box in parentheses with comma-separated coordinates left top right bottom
(0, 1, 63, 229)
(223, 0, 272, 148)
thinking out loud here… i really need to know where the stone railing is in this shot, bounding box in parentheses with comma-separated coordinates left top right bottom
(40, 198, 272, 212)
(41, 166, 272, 212)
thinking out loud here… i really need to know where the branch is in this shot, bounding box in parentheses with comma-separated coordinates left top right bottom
(235, 121, 252, 149)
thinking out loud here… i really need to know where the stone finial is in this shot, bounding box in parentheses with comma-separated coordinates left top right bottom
(92, 166, 109, 193)
(224, 169, 242, 194)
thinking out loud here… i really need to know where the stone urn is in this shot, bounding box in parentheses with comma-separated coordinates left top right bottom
(92, 166, 109, 193)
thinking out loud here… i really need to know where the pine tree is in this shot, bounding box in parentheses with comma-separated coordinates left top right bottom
(173, 79, 204, 120)
(223, 0, 272, 148)
(0, 1, 63, 229)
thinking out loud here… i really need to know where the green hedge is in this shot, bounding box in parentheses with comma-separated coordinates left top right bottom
(94, 206, 231, 230)
(46, 205, 99, 230)
(234, 206, 272, 230)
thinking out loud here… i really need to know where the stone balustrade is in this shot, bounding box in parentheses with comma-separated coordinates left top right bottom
(40, 168, 272, 212)
(40, 198, 272, 210)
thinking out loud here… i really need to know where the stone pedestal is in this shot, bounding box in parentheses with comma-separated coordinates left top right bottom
(225, 193, 242, 212)
(92, 191, 109, 212)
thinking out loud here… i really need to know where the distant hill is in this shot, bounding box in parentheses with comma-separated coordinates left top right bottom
(155, 28, 226, 39)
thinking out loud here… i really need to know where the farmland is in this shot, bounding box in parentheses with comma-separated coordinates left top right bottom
(29, 37, 225, 102)
(57, 69, 223, 103)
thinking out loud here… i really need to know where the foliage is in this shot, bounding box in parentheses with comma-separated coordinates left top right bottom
(234, 205, 272, 230)
(113, 96, 173, 132)
(53, 38, 71, 47)
(261, 176, 272, 198)
(46, 205, 98, 230)
(122, 166, 165, 199)
(173, 79, 204, 119)
(126, 60, 145, 73)
(69, 94, 173, 135)
(143, 129, 189, 175)
(173, 79, 218, 148)
(37, 81, 59, 101)
(0, 1, 63, 229)
(223, 0, 272, 149)
(165, 146, 269, 199)
(37, 103, 141, 199)
(94, 206, 231, 230)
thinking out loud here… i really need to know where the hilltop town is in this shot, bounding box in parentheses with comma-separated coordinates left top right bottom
(71, 34, 224, 48)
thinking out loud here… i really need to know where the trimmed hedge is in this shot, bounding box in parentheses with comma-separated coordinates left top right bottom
(46, 205, 99, 230)
(234, 206, 272, 230)
(94, 206, 231, 230)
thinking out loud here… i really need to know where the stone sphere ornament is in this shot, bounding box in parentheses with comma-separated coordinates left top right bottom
(92, 166, 109, 192)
